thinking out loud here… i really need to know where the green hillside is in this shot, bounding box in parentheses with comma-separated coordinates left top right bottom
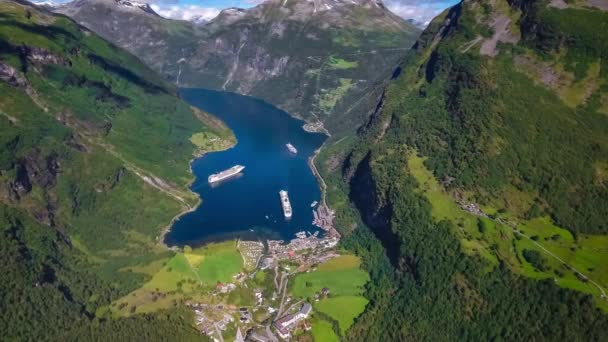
(0, 0, 232, 339)
(317, 0, 608, 340)
(391, 0, 608, 236)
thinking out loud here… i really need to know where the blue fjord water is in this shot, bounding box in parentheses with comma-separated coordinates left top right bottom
(164, 88, 327, 247)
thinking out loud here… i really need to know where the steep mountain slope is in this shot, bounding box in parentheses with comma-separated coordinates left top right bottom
(316, 0, 608, 339)
(56, 0, 420, 134)
(0, 0, 232, 339)
(55, 0, 202, 78)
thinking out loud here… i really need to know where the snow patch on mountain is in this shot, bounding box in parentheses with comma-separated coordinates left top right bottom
(150, 4, 220, 23)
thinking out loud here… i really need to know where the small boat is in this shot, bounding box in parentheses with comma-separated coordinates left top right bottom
(286, 143, 298, 154)
(310, 201, 318, 207)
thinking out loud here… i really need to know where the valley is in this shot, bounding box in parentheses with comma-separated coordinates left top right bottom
(55, 0, 421, 135)
(164, 88, 328, 246)
(1, 0, 608, 340)
(110, 231, 362, 341)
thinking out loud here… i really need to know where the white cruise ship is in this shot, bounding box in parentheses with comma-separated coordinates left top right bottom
(208, 165, 245, 184)
(279, 190, 292, 218)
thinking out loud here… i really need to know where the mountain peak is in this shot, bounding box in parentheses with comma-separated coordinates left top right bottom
(114, 0, 154, 12)
(262, 0, 387, 13)
(56, 0, 160, 17)
(205, 0, 406, 31)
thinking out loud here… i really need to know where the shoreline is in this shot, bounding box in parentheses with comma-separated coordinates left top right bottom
(158, 100, 330, 251)
(303, 120, 331, 208)
(158, 137, 237, 250)
(161, 141, 329, 251)
(157, 200, 200, 250)
(308, 144, 328, 209)
(302, 121, 331, 136)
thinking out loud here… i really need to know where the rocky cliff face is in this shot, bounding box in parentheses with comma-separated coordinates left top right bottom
(55, 0, 201, 74)
(56, 0, 420, 134)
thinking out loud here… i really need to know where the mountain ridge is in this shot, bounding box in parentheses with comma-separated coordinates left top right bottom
(55, 0, 420, 135)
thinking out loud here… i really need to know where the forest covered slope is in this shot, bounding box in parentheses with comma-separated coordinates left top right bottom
(317, 0, 608, 339)
(0, 0, 232, 339)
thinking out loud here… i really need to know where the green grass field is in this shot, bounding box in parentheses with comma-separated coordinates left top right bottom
(111, 240, 242, 315)
(315, 296, 369, 335)
(194, 241, 243, 284)
(189, 131, 234, 154)
(328, 56, 359, 69)
(311, 318, 339, 342)
(291, 255, 369, 298)
(320, 78, 354, 113)
(291, 255, 370, 336)
(111, 253, 200, 315)
(407, 152, 608, 310)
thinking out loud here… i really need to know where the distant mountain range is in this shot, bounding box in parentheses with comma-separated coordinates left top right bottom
(55, 0, 420, 134)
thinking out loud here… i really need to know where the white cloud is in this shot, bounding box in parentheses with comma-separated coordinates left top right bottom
(150, 4, 221, 21)
(35, 0, 455, 26)
(147, 0, 454, 26)
(385, 2, 443, 25)
(385, 0, 455, 25)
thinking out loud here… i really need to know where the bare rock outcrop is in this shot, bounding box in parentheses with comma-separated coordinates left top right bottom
(0, 62, 28, 88)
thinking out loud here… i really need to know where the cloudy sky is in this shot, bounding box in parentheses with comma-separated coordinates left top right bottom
(42, 0, 458, 25)
(384, 0, 458, 24)
(149, 0, 458, 24)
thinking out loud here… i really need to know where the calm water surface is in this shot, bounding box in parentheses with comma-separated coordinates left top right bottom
(164, 89, 327, 246)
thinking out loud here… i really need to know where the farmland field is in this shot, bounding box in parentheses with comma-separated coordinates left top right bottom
(311, 318, 339, 342)
(291, 254, 370, 337)
(194, 241, 243, 284)
(145, 253, 199, 290)
(111, 240, 242, 315)
(316, 296, 369, 334)
(291, 255, 369, 299)
(407, 152, 608, 309)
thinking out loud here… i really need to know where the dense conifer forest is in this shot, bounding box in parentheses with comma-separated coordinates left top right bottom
(0, 1, 229, 339)
(318, 0, 608, 340)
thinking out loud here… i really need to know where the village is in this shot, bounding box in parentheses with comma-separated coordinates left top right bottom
(188, 205, 344, 341)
